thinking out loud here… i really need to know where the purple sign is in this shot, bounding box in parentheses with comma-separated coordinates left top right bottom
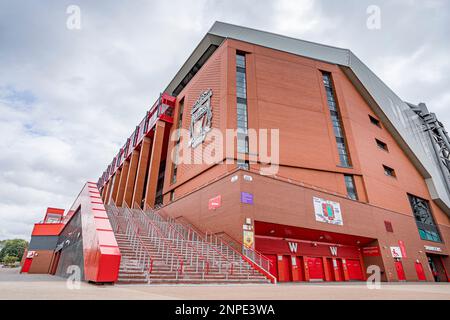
(241, 192, 254, 204)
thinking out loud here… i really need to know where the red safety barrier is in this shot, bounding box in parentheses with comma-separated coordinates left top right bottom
(68, 182, 121, 283)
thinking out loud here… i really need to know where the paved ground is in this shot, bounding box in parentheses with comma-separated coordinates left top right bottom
(1, 267, 449, 300)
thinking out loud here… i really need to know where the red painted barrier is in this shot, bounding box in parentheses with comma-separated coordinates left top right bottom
(67, 182, 121, 283)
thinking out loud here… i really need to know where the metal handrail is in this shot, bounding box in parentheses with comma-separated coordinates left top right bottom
(173, 214, 275, 281)
(108, 202, 153, 280)
(145, 207, 250, 276)
(165, 215, 240, 272)
(132, 204, 209, 275)
(141, 206, 228, 269)
(123, 202, 185, 276)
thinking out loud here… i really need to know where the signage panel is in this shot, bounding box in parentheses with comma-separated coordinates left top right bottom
(208, 195, 221, 210)
(241, 192, 254, 204)
(313, 197, 343, 226)
(243, 230, 254, 248)
(362, 246, 381, 257)
(390, 246, 403, 258)
(424, 245, 442, 253)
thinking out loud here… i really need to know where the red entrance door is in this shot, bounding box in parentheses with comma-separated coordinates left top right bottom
(415, 262, 426, 281)
(306, 257, 324, 281)
(266, 255, 278, 280)
(346, 259, 364, 281)
(326, 258, 335, 281)
(291, 256, 304, 282)
(335, 259, 345, 281)
(395, 260, 406, 281)
(21, 258, 32, 273)
(277, 255, 291, 282)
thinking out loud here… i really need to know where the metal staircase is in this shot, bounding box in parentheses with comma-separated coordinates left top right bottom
(106, 202, 274, 285)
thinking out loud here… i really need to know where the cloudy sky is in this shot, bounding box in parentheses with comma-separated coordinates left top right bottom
(0, 0, 449, 240)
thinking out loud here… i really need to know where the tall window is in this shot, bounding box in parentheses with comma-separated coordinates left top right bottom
(236, 52, 249, 169)
(171, 99, 184, 183)
(344, 175, 358, 200)
(408, 194, 441, 242)
(322, 72, 351, 167)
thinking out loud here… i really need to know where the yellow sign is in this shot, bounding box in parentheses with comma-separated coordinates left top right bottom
(243, 230, 254, 248)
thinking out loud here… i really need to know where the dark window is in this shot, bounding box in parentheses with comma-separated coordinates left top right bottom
(408, 194, 441, 242)
(369, 115, 381, 128)
(322, 72, 351, 167)
(344, 175, 358, 200)
(155, 160, 166, 206)
(236, 52, 249, 154)
(375, 139, 388, 151)
(171, 99, 184, 184)
(383, 165, 396, 177)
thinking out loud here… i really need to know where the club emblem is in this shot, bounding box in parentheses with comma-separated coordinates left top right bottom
(189, 89, 213, 148)
(322, 203, 335, 220)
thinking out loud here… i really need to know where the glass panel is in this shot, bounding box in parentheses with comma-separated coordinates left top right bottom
(322, 72, 351, 167)
(236, 53, 248, 154)
(409, 194, 441, 242)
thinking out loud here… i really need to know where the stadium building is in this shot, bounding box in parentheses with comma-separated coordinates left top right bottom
(21, 22, 450, 284)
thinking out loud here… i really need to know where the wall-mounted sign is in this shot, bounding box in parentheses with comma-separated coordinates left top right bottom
(329, 246, 338, 256)
(288, 242, 298, 253)
(208, 195, 221, 210)
(313, 197, 343, 226)
(243, 230, 254, 248)
(362, 246, 381, 257)
(243, 175, 253, 182)
(189, 89, 213, 148)
(241, 192, 254, 204)
(26, 251, 36, 258)
(390, 246, 402, 258)
(424, 245, 442, 253)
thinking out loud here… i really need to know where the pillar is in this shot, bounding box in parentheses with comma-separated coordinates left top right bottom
(102, 181, 111, 203)
(116, 160, 130, 207)
(132, 137, 152, 208)
(123, 149, 140, 207)
(105, 176, 114, 205)
(110, 169, 122, 204)
(144, 120, 166, 209)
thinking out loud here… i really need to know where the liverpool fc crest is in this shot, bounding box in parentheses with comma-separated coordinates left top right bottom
(189, 89, 213, 148)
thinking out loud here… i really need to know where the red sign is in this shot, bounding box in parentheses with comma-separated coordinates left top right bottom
(398, 240, 407, 258)
(362, 246, 381, 257)
(208, 195, 221, 210)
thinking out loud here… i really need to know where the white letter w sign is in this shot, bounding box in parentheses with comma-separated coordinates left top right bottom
(330, 246, 338, 256)
(288, 242, 298, 253)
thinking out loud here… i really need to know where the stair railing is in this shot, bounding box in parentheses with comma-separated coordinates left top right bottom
(164, 212, 250, 275)
(175, 215, 276, 283)
(126, 203, 186, 276)
(132, 204, 210, 276)
(208, 230, 277, 284)
(138, 205, 236, 276)
(144, 207, 245, 278)
(108, 202, 153, 281)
